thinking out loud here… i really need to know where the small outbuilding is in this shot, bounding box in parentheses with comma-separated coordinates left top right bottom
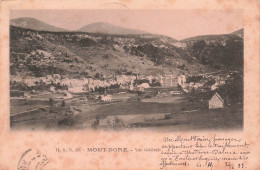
(101, 95, 112, 102)
(138, 83, 150, 89)
(209, 92, 224, 109)
(50, 86, 56, 93)
(64, 92, 73, 99)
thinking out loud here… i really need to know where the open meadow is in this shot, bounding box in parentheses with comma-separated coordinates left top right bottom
(10, 89, 243, 131)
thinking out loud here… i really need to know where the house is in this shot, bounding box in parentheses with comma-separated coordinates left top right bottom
(182, 88, 189, 93)
(68, 86, 84, 93)
(138, 83, 150, 89)
(129, 83, 134, 91)
(50, 86, 56, 93)
(63, 92, 73, 99)
(53, 74, 61, 80)
(211, 84, 217, 90)
(120, 85, 129, 89)
(160, 75, 178, 87)
(147, 75, 153, 84)
(101, 95, 112, 102)
(178, 75, 186, 85)
(136, 86, 145, 92)
(209, 92, 224, 109)
(194, 83, 203, 89)
(170, 91, 182, 95)
(24, 92, 31, 99)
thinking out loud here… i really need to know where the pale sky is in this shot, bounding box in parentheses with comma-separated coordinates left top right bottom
(10, 9, 243, 40)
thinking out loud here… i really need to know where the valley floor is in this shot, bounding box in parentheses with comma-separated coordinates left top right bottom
(10, 89, 243, 132)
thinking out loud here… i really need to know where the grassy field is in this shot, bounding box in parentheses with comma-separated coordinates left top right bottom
(10, 91, 67, 114)
(141, 96, 184, 103)
(133, 105, 243, 131)
(10, 90, 243, 131)
(10, 99, 49, 114)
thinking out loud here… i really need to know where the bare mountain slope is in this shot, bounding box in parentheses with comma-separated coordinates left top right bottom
(10, 17, 69, 32)
(77, 22, 149, 35)
(10, 26, 210, 78)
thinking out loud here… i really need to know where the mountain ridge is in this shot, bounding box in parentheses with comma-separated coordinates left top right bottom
(9, 18, 243, 79)
(10, 17, 69, 32)
(10, 25, 213, 78)
(76, 22, 149, 35)
(10, 17, 244, 40)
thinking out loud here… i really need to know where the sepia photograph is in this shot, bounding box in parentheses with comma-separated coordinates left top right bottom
(1, 0, 260, 169)
(9, 9, 244, 131)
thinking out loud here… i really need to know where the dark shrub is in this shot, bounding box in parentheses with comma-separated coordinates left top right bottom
(49, 98, 54, 107)
(91, 116, 99, 129)
(61, 100, 66, 107)
(57, 116, 76, 127)
(164, 114, 171, 120)
(112, 116, 125, 130)
(103, 54, 109, 59)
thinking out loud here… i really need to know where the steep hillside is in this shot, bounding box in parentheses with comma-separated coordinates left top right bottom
(10, 26, 211, 79)
(182, 29, 243, 69)
(10, 17, 69, 32)
(77, 22, 148, 35)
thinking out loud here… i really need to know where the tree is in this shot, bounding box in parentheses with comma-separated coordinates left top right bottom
(112, 116, 125, 130)
(204, 78, 216, 87)
(91, 116, 99, 129)
(49, 98, 54, 107)
(95, 73, 101, 79)
(61, 100, 66, 107)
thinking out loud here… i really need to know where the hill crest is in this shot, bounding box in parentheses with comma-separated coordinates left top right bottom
(10, 17, 69, 32)
(76, 22, 149, 35)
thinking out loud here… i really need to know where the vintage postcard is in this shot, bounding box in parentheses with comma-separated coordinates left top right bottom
(0, 0, 259, 169)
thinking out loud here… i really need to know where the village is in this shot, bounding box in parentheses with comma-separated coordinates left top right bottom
(10, 69, 243, 130)
(9, 18, 244, 130)
(10, 71, 230, 101)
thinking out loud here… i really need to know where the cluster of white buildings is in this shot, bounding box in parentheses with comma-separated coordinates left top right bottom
(12, 74, 152, 93)
(160, 74, 187, 87)
(12, 71, 231, 95)
(100, 95, 112, 102)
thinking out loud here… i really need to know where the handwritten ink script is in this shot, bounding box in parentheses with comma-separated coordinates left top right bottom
(160, 134, 250, 170)
(54, 134, 250, 170)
